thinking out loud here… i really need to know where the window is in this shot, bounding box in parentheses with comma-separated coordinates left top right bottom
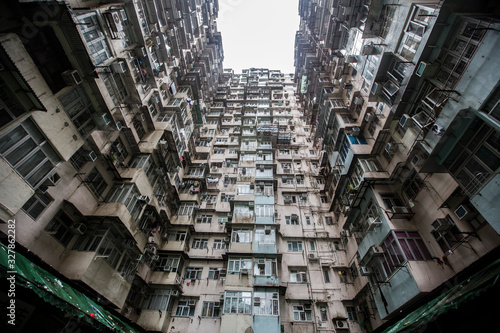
(234, 204, 252, 217)
(431, 215, 465, 253)
(59, 86, 98, 139)
(285, 215, 299, 225)
(76, 13, 112, 64)
(305, 216, 311, 225)
(231, 229, 252, 243)
(325, 216, 333, 225)
(142, 289, 175, 311)
(347, 306, 358, 321)
(213, 239, 227, 250)
(290, 269, 307, 283)
(44, 210, 75, 246)
(253, 291, 279, 316)
(109, 137, 128, 163)
(102, 72, 128, 106)
(208, 267, 226, 280)
(155, 255, 183, 273)
(133, 119, 146, 139)
(224, 291, 252, 314)
(255, 205, 273, 219)
(287, 241, 303, 252)
(322, 268, 331, 283)
(0, 118, 61, 189)
(175, 300, 196, 316)
(192, 238, 208, 249)
(178, 203, 197, 216)
(380, 231, 432, 277)
(255, 229, 276, 244)
(380, 194, 405, 210)
(228, 257, 252, 274)
(107, 183, 143, 221)
(84, 168, 108, 199)
(165, 231, 188, 242)
(309, 150, 314, 155)
(320, 196, 327, 203)
(319, 305, 328, 322)
(350, 263, 359, 280)
(202, 301, 221, 318)
(184, 267, 203, 279)
(402, 169, 425, 200)
(22, 191, 53, 220)
(309, 241, 316, 251)
(253, 258, 277, 276)
(338, 269, 349, 283)
(197, 214, 212, 223)
(73, 223, 136, 280)
(293, 305, 312, 321)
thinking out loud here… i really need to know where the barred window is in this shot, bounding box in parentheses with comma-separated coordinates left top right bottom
(223, 291, 252, 314)
(22, 191, 53, 220)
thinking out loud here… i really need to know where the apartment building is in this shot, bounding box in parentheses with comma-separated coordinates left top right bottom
(294, 0, 500, 332)
(1, 0, 500, 333)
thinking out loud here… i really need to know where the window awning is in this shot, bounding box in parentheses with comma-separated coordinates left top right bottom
(380, 257, 500, 333)
(0, 243, 141, 333)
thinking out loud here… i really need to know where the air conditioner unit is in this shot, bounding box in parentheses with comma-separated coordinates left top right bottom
(152, 255, 160, 261)
(291, 214, 299, 221)
(365, 113, 374, 122)
(137, 195, 150, 203)
(72, 223, 87, 235)
(370, 246, 384, 256)
(188, 300, 196, 306)
(240, 269, 249, 275)
(391, 206, 409, 214)
(432, 218, 453, 233)
(62, 70, 82, 86)
(334, 320, 349, 330)
(308, 253, 318, 260)
(367, 217, 382, 231)
(351, 127, 361, 137)
(88, 151, 98, 162)
(399, 114, 411, 127)
(101, 113, 111, 126)
(415, 61, 438, 78)
(360, 266, 372, 276)
(454, 205, 470, 220)
(111, 61, 127, 73)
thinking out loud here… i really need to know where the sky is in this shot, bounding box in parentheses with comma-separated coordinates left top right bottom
(216, 0, 300, 74)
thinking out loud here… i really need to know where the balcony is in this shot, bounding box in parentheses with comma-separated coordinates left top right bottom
(254, 275, 279, 287)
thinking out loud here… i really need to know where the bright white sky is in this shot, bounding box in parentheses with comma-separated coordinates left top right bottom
(216, 0, 300, 74)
